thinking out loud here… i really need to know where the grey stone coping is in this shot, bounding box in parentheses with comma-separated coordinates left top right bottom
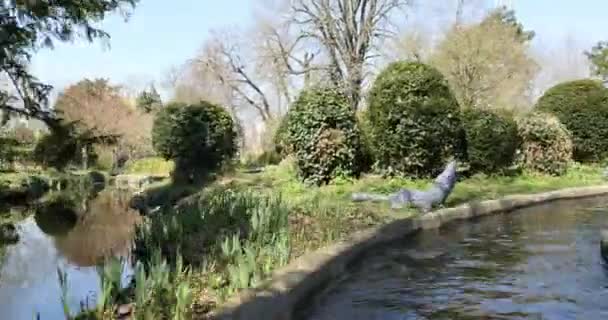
(211, 185, 608, 320)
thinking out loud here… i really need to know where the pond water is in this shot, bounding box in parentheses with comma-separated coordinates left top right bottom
(0, 188, 141, 320)
(301, 197, 608, 320)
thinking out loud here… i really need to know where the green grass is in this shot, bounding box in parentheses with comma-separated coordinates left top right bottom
(124, 157, 174, 176)
(217, 159, 604, 219)
(76, 159, 606, 319)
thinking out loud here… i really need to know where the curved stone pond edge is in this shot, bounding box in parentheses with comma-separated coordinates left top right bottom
(211, 185, 608, 320)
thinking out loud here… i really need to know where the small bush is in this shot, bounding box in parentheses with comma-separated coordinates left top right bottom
(33, 130, 80, 171)
(461, 108, 520, 174)
(516, 112, 573, 175)
(284, 86, 364, 185)
(152, 101, 237, 182)
(535, 79, 608, 162)
(366, 61, 465, 177)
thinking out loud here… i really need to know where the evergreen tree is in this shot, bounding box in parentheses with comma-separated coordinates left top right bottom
(0, 0, 139, 129)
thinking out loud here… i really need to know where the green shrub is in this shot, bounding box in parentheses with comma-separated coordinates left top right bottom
(366, 61, 465, 177)
(284, 86, 364, 185)
(535, 79, 608, 162)
(356, 109, 375, 172)
(516, 112, 573, 175)
(461, 108, 520, 174)
(273, 114, 292, 158)
(152, 101, 237, 182)
(32, 130, 79, 171)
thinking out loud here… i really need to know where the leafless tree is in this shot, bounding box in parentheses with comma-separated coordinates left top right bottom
(193, 29, 276, 122)
(54, 78, 154, 159)
(531, 34, 591, 99)
(429, 10, 539, 111)
(255, 20, 321, 114)
(161, 65, 185, 92)
(290, 0, 410, 109)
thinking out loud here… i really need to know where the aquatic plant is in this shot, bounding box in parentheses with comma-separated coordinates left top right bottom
(57, 267, 71, 320)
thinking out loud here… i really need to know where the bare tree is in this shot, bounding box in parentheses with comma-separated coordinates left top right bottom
(429, 9, 538, 111)
(54, 78, 154, 159)
(290, 0, 410, 109)
(388, 23, 433, 62)
(387, 0, 489, 64)
(193, 29, 276, 122)
(161, 65, 185, 92)
(255, 20, 321, 114)
(532, 34, 591, 99)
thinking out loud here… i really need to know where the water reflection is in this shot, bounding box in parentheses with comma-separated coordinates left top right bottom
(0, 187, 141, 320)
(53, 189, 141, 267)
(34, 199, 78, 237)
(302, 197, 608, 320)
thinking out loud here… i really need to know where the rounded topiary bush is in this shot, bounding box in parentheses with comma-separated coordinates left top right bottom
(366, 61, 465, 177)
(461, 108, 520, 174)
(535, 79, 608, 162)
(152, 101, 237, 182)
(284, 86, 363, 185)
(516, 112, 573, 175)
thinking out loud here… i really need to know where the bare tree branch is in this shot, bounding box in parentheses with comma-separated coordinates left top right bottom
(290, 0, 410, 109)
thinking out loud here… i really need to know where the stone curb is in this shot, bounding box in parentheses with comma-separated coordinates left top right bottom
(212, 185, 608, 320)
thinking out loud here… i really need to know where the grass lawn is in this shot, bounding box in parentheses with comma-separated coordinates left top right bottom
(219, 159, 604, 218)
(123, 157, 174, 176)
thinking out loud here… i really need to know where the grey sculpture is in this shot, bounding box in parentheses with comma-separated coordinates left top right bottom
(351, 160, 458, 213)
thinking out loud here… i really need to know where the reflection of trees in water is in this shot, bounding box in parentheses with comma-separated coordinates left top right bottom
(51, 189, 142, 267)
(34, 199, 78, 237)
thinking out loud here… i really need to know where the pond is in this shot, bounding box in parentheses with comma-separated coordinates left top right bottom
(300, 197, 608, 320)
(0, 187, 141, 320)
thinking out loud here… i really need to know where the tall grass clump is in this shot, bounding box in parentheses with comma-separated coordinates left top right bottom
(134, 189, 292, 300)
(70, 252, 193, 320)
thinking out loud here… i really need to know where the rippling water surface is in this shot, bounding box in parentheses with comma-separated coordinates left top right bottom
(302, 197, 608, 320)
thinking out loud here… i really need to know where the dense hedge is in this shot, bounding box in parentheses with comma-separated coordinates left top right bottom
(535, 79, 608, 162)
(152, 101, 237, 182)
(516, 112, 573, 175)
(461, 108, 520, 174)
(366, 61, 465, 177)
(283, 86, 364, 185)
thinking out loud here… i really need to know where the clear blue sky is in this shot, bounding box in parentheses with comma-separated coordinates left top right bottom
(29, 0, 608, 98)
(30, 0, 257, 98)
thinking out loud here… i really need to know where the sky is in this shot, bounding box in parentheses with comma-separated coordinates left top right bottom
(29, 0, 608, 101)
